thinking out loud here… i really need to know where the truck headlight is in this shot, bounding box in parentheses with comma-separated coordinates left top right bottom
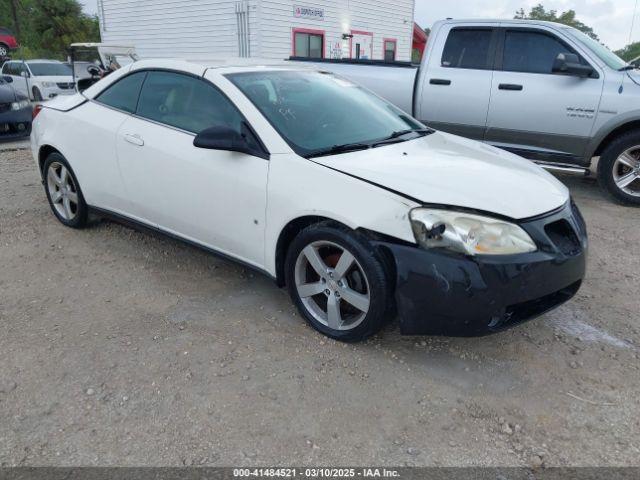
(11, 99, 30, 111)
(41, 82, 55, 88)
(410, 208, 537, 256)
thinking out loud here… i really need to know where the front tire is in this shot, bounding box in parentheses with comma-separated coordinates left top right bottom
(43, 153, 88, 228)
(285, 223, 392, 342)
(0, 44, 8, 57)
(597, 131, 640, 205)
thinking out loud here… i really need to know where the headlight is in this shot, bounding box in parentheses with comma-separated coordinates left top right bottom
(410, 208, 537, 256)
(10, 99, 30, 111)
(41, 82, 55, 88)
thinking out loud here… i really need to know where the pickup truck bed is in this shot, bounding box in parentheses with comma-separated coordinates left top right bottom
(288, 57, 418, 115)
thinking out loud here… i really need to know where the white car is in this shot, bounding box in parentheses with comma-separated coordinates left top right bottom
(1, 59, 75, 101)
(30, 60, 588, 341)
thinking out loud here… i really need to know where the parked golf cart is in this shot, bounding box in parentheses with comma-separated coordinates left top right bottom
(68, 43, 138, 92)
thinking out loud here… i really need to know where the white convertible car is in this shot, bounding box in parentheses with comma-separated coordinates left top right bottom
(30, 60, 587, 341)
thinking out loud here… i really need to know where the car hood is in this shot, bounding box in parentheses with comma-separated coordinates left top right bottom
(311, 131, 569, 220)
(0, 84, 17, 103)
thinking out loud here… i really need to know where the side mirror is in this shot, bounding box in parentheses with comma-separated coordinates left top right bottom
(20, 71, 29, 78)
(552, 53, 594, 78)
(194, 125, 264, 158)
(2, 75, 13, 83)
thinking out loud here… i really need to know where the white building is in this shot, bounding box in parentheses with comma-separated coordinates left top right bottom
(96, 0, 415, 62)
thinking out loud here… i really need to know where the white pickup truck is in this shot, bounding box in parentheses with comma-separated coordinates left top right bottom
(292, 18, 640, 205)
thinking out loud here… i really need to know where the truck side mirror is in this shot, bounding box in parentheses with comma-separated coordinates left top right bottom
(552, 53, 594, 78)
(2, 75, 13, 83)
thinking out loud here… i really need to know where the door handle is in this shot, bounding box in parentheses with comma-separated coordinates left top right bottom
(430, 78, 452, 86)
(498, 83, 523, 91)
(124, 133, 144, 146)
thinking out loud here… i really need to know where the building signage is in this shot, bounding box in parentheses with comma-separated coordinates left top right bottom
(293, 5, 324, 20)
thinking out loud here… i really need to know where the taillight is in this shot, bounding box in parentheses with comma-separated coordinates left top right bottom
(32, 104, 43, 120)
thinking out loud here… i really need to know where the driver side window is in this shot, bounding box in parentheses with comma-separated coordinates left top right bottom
(503, 30, 583, 74)
(135, 71, 243, 135)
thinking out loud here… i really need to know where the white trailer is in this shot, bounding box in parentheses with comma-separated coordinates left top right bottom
(96, 0, 415, 62)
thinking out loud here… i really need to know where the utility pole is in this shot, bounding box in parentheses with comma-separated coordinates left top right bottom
(9, 0, 21, 39)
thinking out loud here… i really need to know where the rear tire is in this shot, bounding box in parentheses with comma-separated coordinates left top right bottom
(284, 222, 392, 342)
(43, 153, 88, 229)
(597, 130, 640, 205)
(0, 44, 8, 57)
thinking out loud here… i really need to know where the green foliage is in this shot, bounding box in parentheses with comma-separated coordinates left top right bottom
(0, 0, 100, 60)
(515, 4, 600, 41)
(615, 42, 640, 62)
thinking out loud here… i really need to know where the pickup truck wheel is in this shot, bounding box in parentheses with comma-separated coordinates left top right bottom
(0, 44, 8, 57)
(285, 223, 391, 342)
(598, 131, 640, 205)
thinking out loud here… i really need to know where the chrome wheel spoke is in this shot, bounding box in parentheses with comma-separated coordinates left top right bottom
(340, 287, 370, 313)
(298, 282, 326, 298)
(618, 152, 639, 170)
(50, 190, 63, 203)
(333, 251, 355, 280)
(67, 191, 78, 204)
(48, 167, 62, 186)
(302, 245, 328, 277)
(59, 166, 69, 185)
(326, 295, 342, 329)
(62, 197, 73, 219)
(616, 171, 638, 189)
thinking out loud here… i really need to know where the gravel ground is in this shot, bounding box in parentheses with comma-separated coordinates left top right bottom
(0, 147, 638, 467)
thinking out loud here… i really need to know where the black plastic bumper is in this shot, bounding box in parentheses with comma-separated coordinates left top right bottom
(376, 202, 587, 337)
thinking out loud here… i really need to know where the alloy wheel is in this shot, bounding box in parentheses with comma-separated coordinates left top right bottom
(294, 241, 371, 331)
(46, 162, 79, 221)
(612, 146, 640, 197)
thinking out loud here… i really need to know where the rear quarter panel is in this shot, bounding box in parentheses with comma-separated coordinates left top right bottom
(33, 101, 131, 213)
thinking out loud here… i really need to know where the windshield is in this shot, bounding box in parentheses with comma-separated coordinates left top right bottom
(563, 28, 628, 70)
(227, 70, 425, 157)
(28, 62, 73, 77)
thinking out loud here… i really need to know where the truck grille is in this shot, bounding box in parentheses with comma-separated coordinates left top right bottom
(56, 82, 76, 90)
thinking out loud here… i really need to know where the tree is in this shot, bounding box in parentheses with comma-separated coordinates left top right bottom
(515, 4, 600, 41)
(0, 0, 99, 59)
(615, 42, 640, 62)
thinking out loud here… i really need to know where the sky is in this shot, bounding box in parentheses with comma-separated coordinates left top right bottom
(413, 0, 638, 50)
(79, 0, 639, 50)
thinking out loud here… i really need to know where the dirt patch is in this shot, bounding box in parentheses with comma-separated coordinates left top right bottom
(0, 149, 638, 467)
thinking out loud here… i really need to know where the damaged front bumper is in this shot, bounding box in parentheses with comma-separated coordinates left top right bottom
(376, 202, 587, 336)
